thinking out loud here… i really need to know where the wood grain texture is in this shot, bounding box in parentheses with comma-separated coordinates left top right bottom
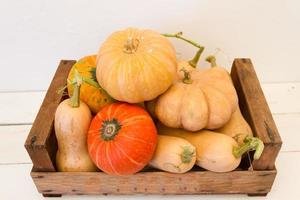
(1, 152, 298, 199)
(24, 60, 75, 171)
(31, 169, 276, 195)
(231, 58, 282, 170)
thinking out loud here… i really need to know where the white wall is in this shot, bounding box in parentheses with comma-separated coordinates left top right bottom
(0, 0, 299, 91)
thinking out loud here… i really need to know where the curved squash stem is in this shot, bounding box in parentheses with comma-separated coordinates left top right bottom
(162, 32, 205, 68)
(205, 55, 217, 67)
(180, 68, 193, 84)
(233, 136, 264, 160)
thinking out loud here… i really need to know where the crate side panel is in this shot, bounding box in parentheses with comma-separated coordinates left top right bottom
(231, 58, 282, 170)
(31, 170, 276, 195)
(25, 60, 75, 171)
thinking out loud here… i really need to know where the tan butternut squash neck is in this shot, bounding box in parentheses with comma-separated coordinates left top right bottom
(232, 136, 264, 159)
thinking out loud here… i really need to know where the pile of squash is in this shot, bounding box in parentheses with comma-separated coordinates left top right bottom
(54, 28, 264, 175)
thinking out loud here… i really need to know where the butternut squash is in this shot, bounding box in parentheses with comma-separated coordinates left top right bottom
(157, 123, 264, 172)
(55, 71, 97, 172)
(217, 106, 253, 144)
(149, 135, 196, 173)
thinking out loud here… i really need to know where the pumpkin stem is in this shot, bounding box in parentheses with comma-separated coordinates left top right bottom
(180, 68, 193, 84)
(205, 55, 217, 67)
(123, 37, 140, 54)
(100, 118, 122, 141)
(189, 47, 205, 68)
(69, 69, 83, 108)
(232, 136, 264, 159)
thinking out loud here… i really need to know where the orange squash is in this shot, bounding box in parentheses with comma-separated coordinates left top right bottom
(96, 28, 177, 103)
(87, 103, 157, 175)
(67, 55, 114, 113)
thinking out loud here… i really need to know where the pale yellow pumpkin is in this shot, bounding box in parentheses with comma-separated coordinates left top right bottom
(96, 28, 177, 103)
(154, 56, 238, 131)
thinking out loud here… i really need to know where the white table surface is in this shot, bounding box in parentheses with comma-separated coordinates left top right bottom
(0, 82, 299, 199)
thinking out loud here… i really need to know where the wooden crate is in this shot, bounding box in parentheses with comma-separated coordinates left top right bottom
(24, 59, 282, 197)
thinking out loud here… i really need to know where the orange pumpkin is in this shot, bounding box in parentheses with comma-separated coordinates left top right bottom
(96, 28, 177, 103)
(87, 103, 157, 175)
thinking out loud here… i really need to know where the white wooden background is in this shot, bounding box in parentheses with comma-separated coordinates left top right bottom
(0, 0, 300, 199)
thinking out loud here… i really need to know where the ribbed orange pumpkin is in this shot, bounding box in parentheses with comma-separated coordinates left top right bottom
(87, 103, 157, 175)
(96, 28, 177, 103)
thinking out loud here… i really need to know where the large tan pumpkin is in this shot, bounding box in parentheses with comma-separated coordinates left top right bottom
(154, 56, 238, 131)
(96, 28, 177, 103)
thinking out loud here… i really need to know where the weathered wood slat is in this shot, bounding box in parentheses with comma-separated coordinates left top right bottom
(231, 59, 282, 170)
(31, 169, 276, 195)
(3, 152, 300, 199)
(24, 60, 75, 171)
